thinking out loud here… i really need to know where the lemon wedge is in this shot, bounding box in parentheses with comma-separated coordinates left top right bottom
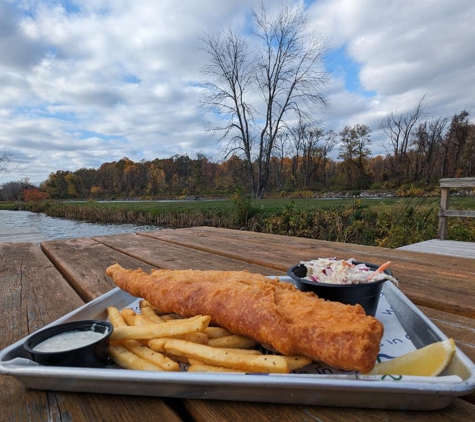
(368, 338, 456, 377)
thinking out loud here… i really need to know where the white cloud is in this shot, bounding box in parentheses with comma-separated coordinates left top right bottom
(308, 0, 475, 154)
(1, 0, 474, 185)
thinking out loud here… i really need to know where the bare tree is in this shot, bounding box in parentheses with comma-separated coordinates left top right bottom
(320, 130, 338, 188)
(199, 1, 330, 198)
(411, 117, 447, 184)
(380, 97, 427, 185)
(0, 149, 14, 174)
(289, 120, 336, 188)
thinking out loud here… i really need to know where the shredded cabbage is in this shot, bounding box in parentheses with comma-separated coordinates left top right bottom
(301, 258, 399, 285)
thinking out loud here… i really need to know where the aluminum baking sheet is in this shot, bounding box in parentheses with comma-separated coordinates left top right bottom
(1, 278, 475, 410)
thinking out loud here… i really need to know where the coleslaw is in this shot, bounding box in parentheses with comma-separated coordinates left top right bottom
(301, 258, 399, 285)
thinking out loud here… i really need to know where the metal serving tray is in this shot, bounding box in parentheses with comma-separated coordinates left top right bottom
(1, 278, 475, 410)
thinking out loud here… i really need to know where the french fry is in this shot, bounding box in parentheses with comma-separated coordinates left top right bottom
(139, 301, 165, 323)
(121, 308, 138, 326)
(204, 327, 232, 339)
(139, 299, 153, 308)
(174, 332, 209, 344)
(110, 315, 211, 342)
(283, 356, 312, 371)
(216, 348, 261, 355)
(165, 353, 189, 364)
(109, 344, 164, 371)
(187, 358, 207, 365)
(162, 338, 290, 373)
(134, 314, 159, 326)
(161, 314, 184, 321)
(143, 329, 208, 344)
(207, 335, 257, 349)
(148, 338, 167, 352)
(107, 306, 127, 328)
(140, 299, 167, 315)
(187, 364, 244, 373)
(121, 340, 180, 371)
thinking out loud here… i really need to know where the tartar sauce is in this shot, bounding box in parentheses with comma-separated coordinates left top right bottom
(33, 329, 106, 352)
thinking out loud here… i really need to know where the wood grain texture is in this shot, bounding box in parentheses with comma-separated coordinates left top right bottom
(441, 209, 475, 218)
(182, 396, 475, 422)
(40, 237, 156, 302)
(93, 232, 279, 275)
(398, 239, 475, 259)
(0, 242, 181, 422)
(439, 177, 475, 188)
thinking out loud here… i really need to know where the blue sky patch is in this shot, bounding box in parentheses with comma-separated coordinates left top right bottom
(123, 74, 141, 84)
(73, 130, 127, 143)
(327, 46, 375, 98)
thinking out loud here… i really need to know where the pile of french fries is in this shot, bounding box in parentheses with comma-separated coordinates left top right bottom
(107, 300, 311, 373)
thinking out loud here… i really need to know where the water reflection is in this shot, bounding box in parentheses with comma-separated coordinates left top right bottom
(0, 210, 161, 243)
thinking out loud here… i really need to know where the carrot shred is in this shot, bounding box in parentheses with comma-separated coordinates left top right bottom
(366, 261, 391, 281)
(374, 261, 391, 274)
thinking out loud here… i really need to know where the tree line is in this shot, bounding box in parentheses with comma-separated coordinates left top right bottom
(1, 106, 473, 201)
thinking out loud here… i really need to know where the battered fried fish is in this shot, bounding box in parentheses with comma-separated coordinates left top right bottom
(106, 264, 383, 372)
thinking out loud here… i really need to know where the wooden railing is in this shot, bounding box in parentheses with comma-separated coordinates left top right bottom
(438, 177, 475, 239)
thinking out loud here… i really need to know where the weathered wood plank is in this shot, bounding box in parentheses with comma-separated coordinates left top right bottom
(142, 228, 475, 317)
(440, 177, 475, 188)
(440, 209, 475, 218)
(0, 243, 84, 338)
(420, 306, 475, 360)
(40, 237, 156, 302)
(398, 239, 475, 259)
(93, 233, 279, 275)
(439, 186, 449, 239)
(147, 227, 475, 263)
(42, 393, 183, 422)
(0, 242, 182, 422)
(419, 305, 475, 405)
(182, 398, 475, 422)
(0, 242, 83, 421)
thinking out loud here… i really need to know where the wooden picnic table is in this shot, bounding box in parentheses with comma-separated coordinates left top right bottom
(1, 226, 475, 421)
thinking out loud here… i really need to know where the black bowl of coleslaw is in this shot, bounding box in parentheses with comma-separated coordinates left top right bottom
(287, 260, 395, 316)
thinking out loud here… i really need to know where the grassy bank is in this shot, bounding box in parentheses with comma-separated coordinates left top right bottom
(2, 196, 475, 248)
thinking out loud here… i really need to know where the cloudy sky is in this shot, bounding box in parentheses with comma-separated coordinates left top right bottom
(1, 0, 474, 186)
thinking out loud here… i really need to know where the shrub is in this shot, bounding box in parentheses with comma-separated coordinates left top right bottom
(231, 187, 254, 227)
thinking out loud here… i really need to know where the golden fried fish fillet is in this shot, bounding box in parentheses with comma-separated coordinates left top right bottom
(106, 264, 383, 372)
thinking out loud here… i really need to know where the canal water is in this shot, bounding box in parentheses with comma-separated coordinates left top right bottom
(0, 210, 161, 243)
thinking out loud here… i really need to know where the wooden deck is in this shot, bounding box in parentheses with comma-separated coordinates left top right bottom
(398, 239, 475, 259)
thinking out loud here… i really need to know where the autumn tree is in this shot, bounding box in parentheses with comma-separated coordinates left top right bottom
(338, 124, 372, 189)
(441, 111, 475, 177)
(145, 160, 168, 195)
(199, 1, 330, 198)
(23, 188, 48, 202)
(41, 171, 70, 198)
(64, 172, 83, 197)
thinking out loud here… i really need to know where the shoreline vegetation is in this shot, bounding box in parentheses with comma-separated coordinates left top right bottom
(2, 189, 475, 248)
